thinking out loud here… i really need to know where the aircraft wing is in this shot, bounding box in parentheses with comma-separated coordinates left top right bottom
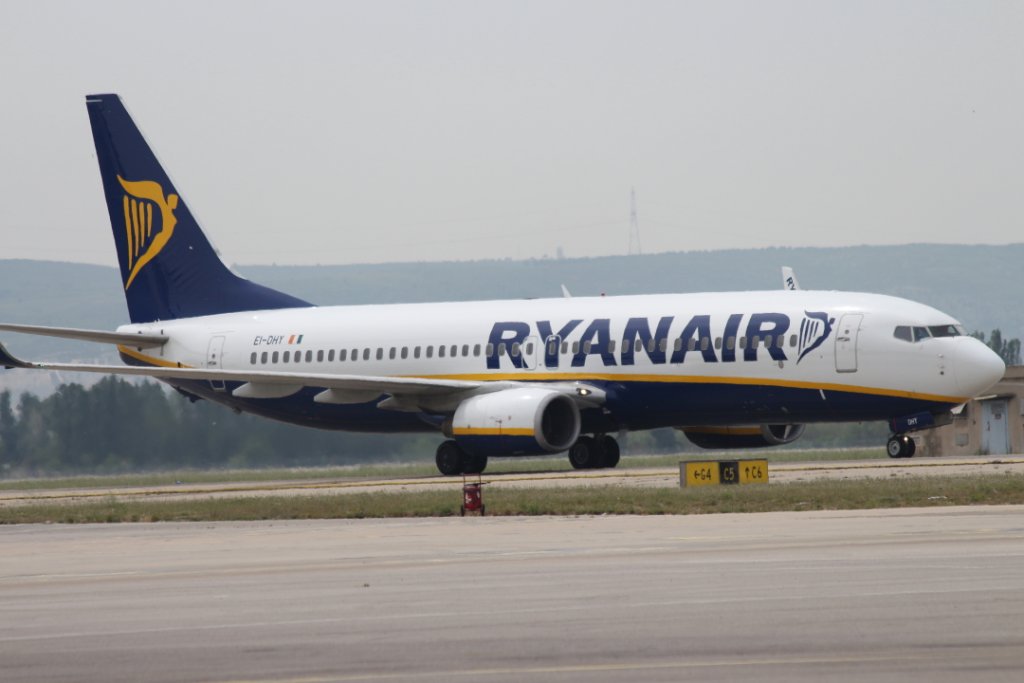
(0, 341, 604, 406)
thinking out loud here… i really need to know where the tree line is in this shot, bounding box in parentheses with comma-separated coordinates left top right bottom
(0, 376, 892, 478)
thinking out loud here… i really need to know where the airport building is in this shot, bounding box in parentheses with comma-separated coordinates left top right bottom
(918, 365, 1024, 456)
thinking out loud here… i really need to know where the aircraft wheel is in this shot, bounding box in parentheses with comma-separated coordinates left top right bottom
(436, 440, 464, 475)
(462, 452, 488, 474)
(568, 436, 599, 469)
(886, 435, 915, 459)
(598, 435, 621, 468)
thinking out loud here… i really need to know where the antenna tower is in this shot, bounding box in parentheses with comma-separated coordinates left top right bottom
(628, 187, 642, 255)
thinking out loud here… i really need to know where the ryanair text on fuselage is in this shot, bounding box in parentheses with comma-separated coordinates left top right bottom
(486, 311, 835, 369)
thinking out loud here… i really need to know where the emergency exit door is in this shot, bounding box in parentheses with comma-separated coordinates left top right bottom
(835, 314, 862, 373)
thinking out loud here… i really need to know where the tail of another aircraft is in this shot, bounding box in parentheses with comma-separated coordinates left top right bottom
(86, 94, 311, 323)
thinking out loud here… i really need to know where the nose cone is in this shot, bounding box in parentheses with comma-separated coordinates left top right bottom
(954, 338, 1006, 397)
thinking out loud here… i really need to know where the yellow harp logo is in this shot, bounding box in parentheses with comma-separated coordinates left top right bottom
(117, 175, 179, 290)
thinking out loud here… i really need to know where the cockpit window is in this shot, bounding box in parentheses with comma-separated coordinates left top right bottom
(928, 325, 964, 338)
(893, 326, 912, 342)
(895, 324, 966, 343)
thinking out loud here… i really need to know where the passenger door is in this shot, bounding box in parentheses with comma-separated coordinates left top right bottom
(834, 314, 862, 373)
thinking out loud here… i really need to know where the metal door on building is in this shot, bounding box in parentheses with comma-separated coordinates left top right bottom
(834, 313, 863, 373)
(206, 335, 226, 391)
(981, 399, 1009, 455)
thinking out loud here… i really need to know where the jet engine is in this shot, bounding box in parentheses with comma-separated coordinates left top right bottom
(449, 387, 581, 456)
(680, 424, 806, 449)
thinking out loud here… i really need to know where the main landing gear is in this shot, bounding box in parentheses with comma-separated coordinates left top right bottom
(435, 440, 488, 476)
(568, 434, 621, 470)
(886, 434, 916, 459)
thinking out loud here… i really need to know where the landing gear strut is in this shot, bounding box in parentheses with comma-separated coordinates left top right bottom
(886, 434, 916, 459)
(435, 440, 488, 475)
(568, 434, 621, 470)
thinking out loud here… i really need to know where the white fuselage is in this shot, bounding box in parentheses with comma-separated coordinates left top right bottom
(116, 289, 1004, 433)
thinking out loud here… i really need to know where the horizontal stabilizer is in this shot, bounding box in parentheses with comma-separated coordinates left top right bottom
(0, 323, 167, 348)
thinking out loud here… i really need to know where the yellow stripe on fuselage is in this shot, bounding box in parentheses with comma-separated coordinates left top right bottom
(407, 371, 968, 405)
(115, 345, 965, 406)
(453, 427, 534, 437)
(116, 345, 192, 368)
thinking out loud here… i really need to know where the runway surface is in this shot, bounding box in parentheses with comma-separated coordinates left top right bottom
(3, 506, 1024, 682)
(3, 455, 1023, 507)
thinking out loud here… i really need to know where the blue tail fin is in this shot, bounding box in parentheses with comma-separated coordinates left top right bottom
(86, 94, 311, 323)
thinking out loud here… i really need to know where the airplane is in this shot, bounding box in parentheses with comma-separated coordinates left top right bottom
(0, 94, 1007, 474)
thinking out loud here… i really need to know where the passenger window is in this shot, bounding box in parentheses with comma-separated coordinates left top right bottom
(789, 334, 797, 347)
(326, 350, 333, 362)
(389, 347, 396, 360)
(250, 352, 257, 365)
(260, 351, 268, 364)
(561, 341, 569, 354)
(497, 343, 505, 356)
(305, 350, 312, 362)
(675, 338, 683, 352)
(363, 348, 370, 361)
(272, 351, 279, 363)
(511, 342, 521, 357)
(294, 352, 301, 363)
(582, 341, 591, 353)
(414, 346, 421, 359)
(634, 339, 643, 353)
(751, 336, 760, 349)
(283, 351, 291, 363)
(763, 335, 771, 348)
(524, 342, 533, 356)
(426, 346, 433, 358)
(572, 341, 580, 354)
(485, 343, 493, 356)
(715, 337, 722, 350)
(548, 341, 557, 355)
(450, 345, 457, 357)
(462, 344, 469, 357)
(893, 326, 912, 342)
(726, 336, 735, 350)
(701, 338, 709, 351)
(401, 347, 408, 359)
(647, 339, 656, 353)
(473, 344, 481, 357)
(608, 340, 616, 353)
(439, 345, 446, 358)
(659, 338, 667, 352)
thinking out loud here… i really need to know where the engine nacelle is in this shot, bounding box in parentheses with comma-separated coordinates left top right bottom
(450, 388, 581, 456)
(680, 424, 805, 449)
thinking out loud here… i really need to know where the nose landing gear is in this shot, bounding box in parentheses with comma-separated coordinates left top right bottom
(886, 434, 916, 459)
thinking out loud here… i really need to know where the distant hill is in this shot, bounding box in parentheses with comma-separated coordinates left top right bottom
(1, 244, 1021, 390)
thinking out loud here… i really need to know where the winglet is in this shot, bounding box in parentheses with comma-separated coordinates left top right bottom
(0, 341, 32, 370)
(782, 266, 800, 291)
(560, 284, 572, 298)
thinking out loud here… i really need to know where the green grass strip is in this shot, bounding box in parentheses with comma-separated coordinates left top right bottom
(0, 449, 886, 491)
(2, 472, 1020, 524)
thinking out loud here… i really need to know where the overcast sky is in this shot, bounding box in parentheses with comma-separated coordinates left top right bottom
(1, 1, 1022, 266)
